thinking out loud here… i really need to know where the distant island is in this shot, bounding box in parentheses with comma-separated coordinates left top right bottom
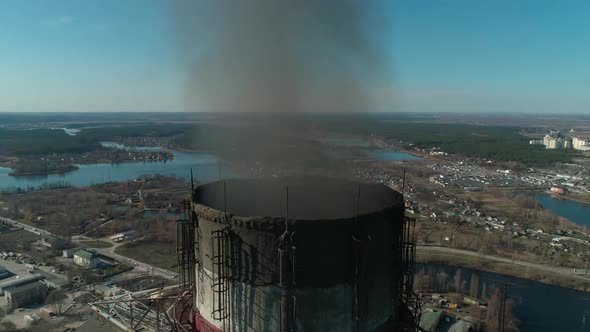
(8, 164, 79, 177)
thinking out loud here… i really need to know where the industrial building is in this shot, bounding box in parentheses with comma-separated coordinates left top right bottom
(38, 235, 67, 250)
(63, 247, 80, 258)
(170, 176, 419, 332)
(4, 281, 47, 310)
(74, 250, 98, 268)
(36, 269, 70, 290)
(419, 311, 443, 332)
(108, 230, 138, 242)
(0, 275, 44, 295)
(0, 264, 9, 279)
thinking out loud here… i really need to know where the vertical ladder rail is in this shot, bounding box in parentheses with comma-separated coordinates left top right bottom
(211, 180, 231, 329)
(279, 187, 296, 332)
(211, 229, 230, 322)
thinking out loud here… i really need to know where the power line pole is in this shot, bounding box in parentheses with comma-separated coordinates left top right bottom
(497, 282, 508, 332)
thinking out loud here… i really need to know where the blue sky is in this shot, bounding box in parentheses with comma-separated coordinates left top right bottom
(0, 0, 588, 113)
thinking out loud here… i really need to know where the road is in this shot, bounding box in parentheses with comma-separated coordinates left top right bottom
(1, 215, 176, 280)
(5, 213, 587, 284)
(94, 242, 177, 280)
(417, 245, 590, 282)
(72, 234, 177, 280)
(0, 216, 52, 237)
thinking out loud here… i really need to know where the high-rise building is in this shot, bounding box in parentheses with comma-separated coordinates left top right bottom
(545, 137, 563, 149)
(573, 137, 589, 150)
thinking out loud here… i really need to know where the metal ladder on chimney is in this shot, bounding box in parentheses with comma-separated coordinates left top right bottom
(211, 227, 231, 327)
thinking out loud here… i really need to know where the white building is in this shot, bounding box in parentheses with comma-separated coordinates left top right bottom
(545, 137, 562, 149)
(62, 247, 80, 258)
(573, 137, 590, 151)
(73, 250, 98, 268)
(109, 230, 137, 242)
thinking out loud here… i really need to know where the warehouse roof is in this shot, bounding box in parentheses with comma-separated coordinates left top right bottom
(0, 275, 44, 291)
(36, 270, 70, 289)
(5, 281, 46, 297)
(420, 311, 443, 332)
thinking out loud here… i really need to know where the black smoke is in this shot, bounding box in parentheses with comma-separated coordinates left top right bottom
(173, 0, 394, 113)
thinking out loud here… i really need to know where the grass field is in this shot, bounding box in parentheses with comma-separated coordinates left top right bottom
(79, 240, 113, 248)
(0, 229, 39, 251)
(114, 240, 176, 271)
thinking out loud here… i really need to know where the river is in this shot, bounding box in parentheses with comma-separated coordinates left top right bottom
(0, 138, 585, 329)
(419, 263, 590, 331)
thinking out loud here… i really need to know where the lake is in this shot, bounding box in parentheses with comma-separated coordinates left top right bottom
(0, 145, 231, 192)
(531, 193, 590, 228)
(317, 137, 423, 161)
(367, 150, 423, 162)
(419, 263, 590, 331)
(0, 138, 422, 192)
(50, 127, 80, 136)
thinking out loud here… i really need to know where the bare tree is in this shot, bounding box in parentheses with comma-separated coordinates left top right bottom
(504, 298, 521, 332)
(486, 287, 520, 332)
(413, 269, 425, 291)
(436, 271, 449, 292)
(469, 271, 480, 298)
(454, 269, 463, 294)
(45, 289, 67, 316)
(486, 289, 501, 331)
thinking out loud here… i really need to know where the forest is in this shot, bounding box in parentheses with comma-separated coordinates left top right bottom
(308, 114, 577, 167)
(0, 115, 579, 168)
(0, 128, 99, 156)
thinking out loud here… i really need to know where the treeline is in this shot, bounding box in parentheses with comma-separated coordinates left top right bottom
(0, 125, 193, 157)
(308, 115, 576, 167)
(10, 159, 78, 176)
(0, 129, 99, 156)
(414, 267, 519, 331)
(0, 181, 72, 194)
(172, 116, 574, 169)
(0, 114, 571, 167)
(78, 124, 194, 140)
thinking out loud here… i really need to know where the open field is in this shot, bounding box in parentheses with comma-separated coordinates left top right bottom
(0, 229, 39, 252)
(114, 240, 176, 272)
(0, 176, 184, 238)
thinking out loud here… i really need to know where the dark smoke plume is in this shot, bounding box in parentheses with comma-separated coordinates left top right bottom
(174, 0, 394, 113)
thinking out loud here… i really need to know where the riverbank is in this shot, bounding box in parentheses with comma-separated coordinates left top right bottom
(551, 191, 590, 205)
(417, 246, 590, 292)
